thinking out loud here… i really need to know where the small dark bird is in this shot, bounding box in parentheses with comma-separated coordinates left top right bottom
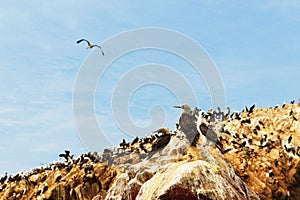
(255, 125, 261, 131)
(40, 174, 47, 182)
(131, 136, 139, 146)
(224, 107, 231, 120)
(36, 189, 41, 196)
(269, 170, 274, 179)
(55, 174, 62, 182)
(260, 138, 264, 146)
(274, 159, 278, 167)
(76, 39, 104, 56)
(296, 146, 300, 157)
(42, 183, 48, 193)
(253, 129, 258, 135)
(233, 132, 240, 139)
(150, 128, 172, 154)
(119, 139, 129, 149)
(59, 150, 73, 162)
(291, 100, 295, 104)
(248, 104, 255, 114)
(222, 148, 232, 154)
(224, 130, 231, 135)
(241, 119, 251, 124)
(248, 138, 253, 145)
(0, 172, 8, 184)
(153, 127, 170, 135)
(288, 135, 293, 144)
(240, 141, 246, 147)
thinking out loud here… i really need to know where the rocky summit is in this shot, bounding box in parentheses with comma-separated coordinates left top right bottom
(1, 100, 300, 200)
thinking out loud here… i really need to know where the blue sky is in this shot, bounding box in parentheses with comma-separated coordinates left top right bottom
(0, 1, 299, 175)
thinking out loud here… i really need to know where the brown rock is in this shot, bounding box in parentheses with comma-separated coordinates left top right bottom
(2, 101, 300, 200)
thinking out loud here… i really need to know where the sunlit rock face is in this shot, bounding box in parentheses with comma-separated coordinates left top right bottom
(221, 102, 300, 199)
(1, 101, 300, 200)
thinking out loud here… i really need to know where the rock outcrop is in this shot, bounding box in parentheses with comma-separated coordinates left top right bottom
(1, 100, 300, 200)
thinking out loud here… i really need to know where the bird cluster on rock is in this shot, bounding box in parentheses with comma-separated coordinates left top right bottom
(217, 100, 300, 196)
(0, 149, 104, 199)
(98, 127, 175, 166)
(174, 104, 230, 151)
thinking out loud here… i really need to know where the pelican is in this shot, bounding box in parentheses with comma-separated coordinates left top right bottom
(76, 39, 104, 56)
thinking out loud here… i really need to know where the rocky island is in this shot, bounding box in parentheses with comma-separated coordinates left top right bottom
(1, 101, 300, 200)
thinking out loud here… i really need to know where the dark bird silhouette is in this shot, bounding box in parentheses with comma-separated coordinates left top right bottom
(244, 106, 249, 113)
(174, 104, 199, 147)
(152, 127, 171, 135)
(199, 123, 222, 151)
(76, 39, 104, 56)
(119, 139, 129, 149)
(248, 104, 255, 115)
(288, 135, 292, 144)
(55, 174, 62, 182)
(274, 159, 278, 167)
(224, 107, 230, 120)
(131, 136, 139, 146)
(152, 128, 171, 151)
(296, 146, 300, 157)
(199, 124, 218, 145)
(241, 119, 251, 124)
(0, 172, 7, 184)
(59, 150, 73, 163)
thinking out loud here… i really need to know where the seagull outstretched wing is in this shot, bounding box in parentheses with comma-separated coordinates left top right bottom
(76, 39, 91, 46)
(92, 45, 105, 56)
(77, 39, 104, 56)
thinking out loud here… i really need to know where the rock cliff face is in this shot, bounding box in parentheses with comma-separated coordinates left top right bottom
(1, 101, 300, 200)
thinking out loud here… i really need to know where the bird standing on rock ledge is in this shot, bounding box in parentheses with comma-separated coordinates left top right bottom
(76, 39, 105, 56)
(174, 104, 200, 147)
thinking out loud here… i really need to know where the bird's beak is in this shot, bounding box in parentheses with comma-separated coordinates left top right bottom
(152, 128, 160, 133)
(174, 105, 182, 109)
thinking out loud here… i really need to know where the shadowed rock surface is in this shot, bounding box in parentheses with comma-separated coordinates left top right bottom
(1, 101, 300, 199)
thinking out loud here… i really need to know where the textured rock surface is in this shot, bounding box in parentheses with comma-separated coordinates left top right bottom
(1, 101, 300, 199)
(221, 102, 300, 199)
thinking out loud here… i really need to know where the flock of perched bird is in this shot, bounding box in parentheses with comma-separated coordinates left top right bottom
(1, 100, 299, 199)
(0, 150, 100, 197)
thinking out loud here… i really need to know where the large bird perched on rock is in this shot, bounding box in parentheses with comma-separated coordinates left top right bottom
(174, 104, 200, 147)
(76, 38, 105, 56)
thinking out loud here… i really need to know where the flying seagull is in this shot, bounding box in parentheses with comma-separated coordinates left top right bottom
(76, 39, 104, 56)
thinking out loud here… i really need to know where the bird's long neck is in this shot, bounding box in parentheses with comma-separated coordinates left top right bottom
(182, 109, 191, 115)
